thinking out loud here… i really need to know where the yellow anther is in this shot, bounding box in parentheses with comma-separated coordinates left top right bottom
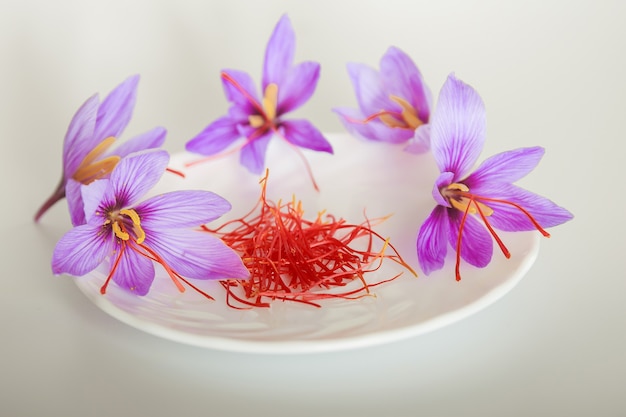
(120, 208, 146, 244)
(445, 183, 494, 216)
(447, 183, 470, 192)
(379, 113, 406, 128)
(248, 114, 265, 128)
(389, 95, 423, 129)
(73, 156, 121, 184)
(247, 84, 279, 128)
(376, 95, 424, 130)
(263, 83, 278, 121)
(112, 221, 130, 241)
(72, 137, 119, 184)
(79, 136, 116, 168)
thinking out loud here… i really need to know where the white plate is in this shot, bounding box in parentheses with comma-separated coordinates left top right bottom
(73, 133, 540, 354)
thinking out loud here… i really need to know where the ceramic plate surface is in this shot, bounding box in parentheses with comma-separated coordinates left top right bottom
(73, 133, 540, 353)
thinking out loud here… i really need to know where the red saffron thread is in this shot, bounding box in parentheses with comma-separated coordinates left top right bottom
(453, 191, 550, 281)
(166, 167, 186, 178)
(203, 171, 416, 308)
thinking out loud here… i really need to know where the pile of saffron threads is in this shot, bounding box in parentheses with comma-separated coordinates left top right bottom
(203, 173, 416, 309)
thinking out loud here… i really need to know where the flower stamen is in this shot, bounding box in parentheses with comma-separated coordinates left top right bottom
(387, 95, 424, 129)
(109, 208, 146, 244)
(73, 136, 120, 184)
(345, 95, 425, 130)
(445, 181, 550, 280)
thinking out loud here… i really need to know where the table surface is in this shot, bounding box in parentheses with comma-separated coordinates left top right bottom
(1, 1, 624, 416)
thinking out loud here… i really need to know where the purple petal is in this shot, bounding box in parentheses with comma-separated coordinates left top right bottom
(110, 150, 169, 207)
(346, 62, 389, 116)
(465, 147, 545, 186)
(136, 190, 232, 229)
(143, 230, 249, 280)
(262, 14, 295, 88)
(333, 107, 413, 143)
(93, 75, 139, 142)
(430, 74, 486, 179)
(238, 127, 272, 174)
(448, 209, 493, 268)
(221, 69, 261, 115)
(379, 46, 430, 122)
(279, 119, 333, 153)
(416, 206, 449, 275)
(81, 179, 113, 223)
(66, 178, 87, 226)
(111, 246, 155, 296)
(470, 183, 574, 231)
(111, 127, 167, 158)
(276, 61, 320, 114)
(52, 223, 114, 276)
(185, 116, 241, 156)
(63, 94, 99, 177)
(432, 171, 454, 207)
(404, 124, 431, 154)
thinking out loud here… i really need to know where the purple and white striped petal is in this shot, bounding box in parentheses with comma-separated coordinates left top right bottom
(111, 246, 155, 296)
(430, 74, 486, 180)
(416, 206, 450, 275)
(238, 127, 272, 174)
(143, 230, 249, 280)
(52, 223, 114, 276)
(136, 190, 232, 229)
(262, 14, 295, 89)
(279, 119, 333, 153)
(404, 124, 431, 154)
(186, 116, 241, 156)
(379, 46, 430, 122)
(346, 62, 389, 117)
(221, 69, 261, 114)
(81, 179, 113, 223)
(66, 178, 87, 226)
(93, 75, 139, 142)
(111, 127, 167, 159)
(471, 183, 574, 232)
(63, 94, 99, 178)
(465, 147, 545, 187)
(110, 150, 169, 207)
(448, 209, 493, 268)
(276, 61, 320, 114)
(432, 172, 454, 208)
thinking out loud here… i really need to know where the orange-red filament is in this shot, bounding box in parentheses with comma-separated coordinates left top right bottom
(203, 172, 415, 308)
(443, 182, 550, 281)
(98, 208, 214, 300)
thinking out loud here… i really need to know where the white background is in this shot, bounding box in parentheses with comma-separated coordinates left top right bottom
(1, 0, 624, 416)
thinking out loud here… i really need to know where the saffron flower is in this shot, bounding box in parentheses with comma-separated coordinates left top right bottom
(334, 46, 432, 153)
(51, 150, 249, 296)
(185, 14, 332, 176)
(35, 75, 166, 225)
(416, 74, 573, 280)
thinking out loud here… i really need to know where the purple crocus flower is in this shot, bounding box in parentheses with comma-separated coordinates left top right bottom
(185, 14, 332, 176)
(52, 150, 249, 296)
(334, 46, 432, 153)
(416, 74, 573, 280)
(35, 75, 166, 225)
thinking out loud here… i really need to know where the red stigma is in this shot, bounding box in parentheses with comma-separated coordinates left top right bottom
(99, 219, 214, 300)
(448, 185, 550, 281)
(202, 171, 416, 308)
